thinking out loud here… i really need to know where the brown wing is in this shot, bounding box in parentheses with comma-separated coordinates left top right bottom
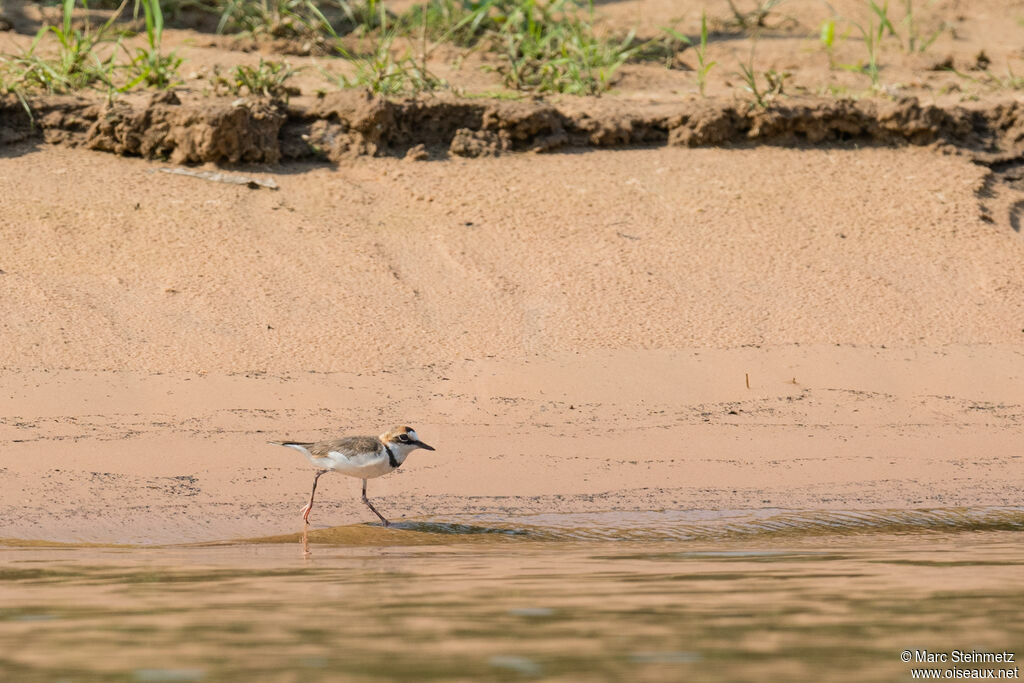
(309, 435, 382, 458)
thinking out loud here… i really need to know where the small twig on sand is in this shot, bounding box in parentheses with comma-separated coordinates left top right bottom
(157, 167, 279, 190)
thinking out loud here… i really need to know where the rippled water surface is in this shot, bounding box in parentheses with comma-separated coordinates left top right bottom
(2, 508, 1023, 681)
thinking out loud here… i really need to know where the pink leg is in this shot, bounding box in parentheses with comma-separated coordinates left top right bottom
(302, 470, 329, 525)
(361, 478, 390, 527)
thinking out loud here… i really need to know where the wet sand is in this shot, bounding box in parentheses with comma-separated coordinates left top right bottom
(1, 333, 1021, 543)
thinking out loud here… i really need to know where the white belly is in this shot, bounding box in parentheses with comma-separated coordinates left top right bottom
(317, 450, 395, 479)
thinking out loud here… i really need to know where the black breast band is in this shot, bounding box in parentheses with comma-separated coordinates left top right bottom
(384, 443, 400, 468)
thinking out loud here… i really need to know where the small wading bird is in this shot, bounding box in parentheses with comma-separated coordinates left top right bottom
(268, 426, 435, 527)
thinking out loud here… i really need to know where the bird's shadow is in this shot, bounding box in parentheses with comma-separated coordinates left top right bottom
(389, 521, 534, 538)
(295, 520, 536, 555)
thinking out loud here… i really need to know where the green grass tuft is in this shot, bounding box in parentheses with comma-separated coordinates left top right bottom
(329, 9, 445, 96)
(735, 42, 787, 109)
(210, 57, 300, 101)
(489, 0, 637, 95)
(122, 0, 183, 90)
(5, 0, 126, 93)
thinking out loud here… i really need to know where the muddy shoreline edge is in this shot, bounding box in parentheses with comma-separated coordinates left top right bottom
(4, 90, 1024, 164)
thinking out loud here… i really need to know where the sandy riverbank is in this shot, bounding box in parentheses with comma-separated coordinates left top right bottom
(0, 144, 1021, 544)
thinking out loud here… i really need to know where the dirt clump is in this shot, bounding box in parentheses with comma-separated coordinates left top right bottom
(2, 92, 284, 164)
(85, 93, 284, 164)
(449, 128, 510, 157)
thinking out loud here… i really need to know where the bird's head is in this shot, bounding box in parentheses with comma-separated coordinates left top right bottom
(380, 425, 435, 455)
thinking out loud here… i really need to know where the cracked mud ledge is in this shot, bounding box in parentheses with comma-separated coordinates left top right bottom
(5, 90, 1024, 164)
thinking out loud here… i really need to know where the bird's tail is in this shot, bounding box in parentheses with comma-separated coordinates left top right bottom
(268, 440, 315, 456)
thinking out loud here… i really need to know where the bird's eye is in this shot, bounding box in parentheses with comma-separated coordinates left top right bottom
(398, 434, 410, 442)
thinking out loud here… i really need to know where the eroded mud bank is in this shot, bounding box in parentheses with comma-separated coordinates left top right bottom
(3, 90, 1024, 165)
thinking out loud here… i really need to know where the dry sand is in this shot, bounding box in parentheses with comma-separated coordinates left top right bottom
(1, 142, 1022, 544)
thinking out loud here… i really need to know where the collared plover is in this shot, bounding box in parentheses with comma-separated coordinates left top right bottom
(269, 425, 435, 527)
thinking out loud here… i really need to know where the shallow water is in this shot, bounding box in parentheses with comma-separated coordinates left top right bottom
(2, 509, 1023, 681)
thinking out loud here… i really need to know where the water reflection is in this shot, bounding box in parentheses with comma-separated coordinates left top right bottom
(0, 511, 1022, 681)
